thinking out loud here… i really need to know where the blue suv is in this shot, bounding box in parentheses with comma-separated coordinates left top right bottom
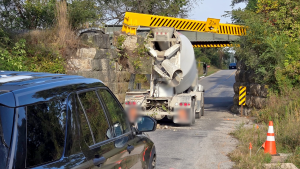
(0, 71, 157, 169)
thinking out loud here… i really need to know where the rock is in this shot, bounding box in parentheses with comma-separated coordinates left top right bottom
(233, 82, 240, 94)
(250, 84, 261, 96)
(76, 48, 97, 59)
(235, 70, 241, 82)
(246, 94, 252, 107)
(157, 124, 161, 129)
(94, 34, 110, 49)
(233, 94, 239, 105)
(68, 58, 92, 71)
(230, 105, 239, 114)
(92, 59, 110, 71)
(245, 70, 252, 83)
(236, 61, 242, 70)
(237, 60, 247, 70)
(261, 85, 269, 98)
(264, 163, 298, 169)
(123, 36, 138, 51)
(252, 96, 266, 109)
(239, 70, 246, 82)
(95, 49, 118, 59)
(230, 105, 251, 116)
(164, 126, 168, 129)
(248, 69, 256, 83)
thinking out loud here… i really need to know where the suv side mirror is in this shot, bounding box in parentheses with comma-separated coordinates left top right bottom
(106, 123, 124, 139)
(136, 116, 157, 132)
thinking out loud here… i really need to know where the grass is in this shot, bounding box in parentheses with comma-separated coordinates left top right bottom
(230, 88, 300, 168)
(197, 64, 221, 77)
(16, 1, 82, 74)
(206, 65, 221, 76)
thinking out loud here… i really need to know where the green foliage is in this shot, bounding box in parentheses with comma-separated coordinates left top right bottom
(116, 35, 126, 50)
(23, 0, 56, 29)
(0, 28, 11, 48)
(0, 0, 56, 29)
(0, 30, 65, 73)
(133, 59, 142, 70)
(229, 122, 273, 168)
(68, 0, 99, 29)
(0, 0, 98, 30)
(134, 42, 149, 58)
(245, 0, 258, 11)
(123, 0, 195, 17)
(99, 0, 199, 24)
(194, 48, 232, 69)
(0, 39, 28, 71)
(231, 89, 300, 168)
(231, 0, 300, 91)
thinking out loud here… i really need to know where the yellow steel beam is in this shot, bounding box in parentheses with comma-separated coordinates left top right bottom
(122, 12, 246, 36)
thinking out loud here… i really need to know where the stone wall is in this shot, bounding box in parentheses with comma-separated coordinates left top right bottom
(231, 61, 268, 115)
(66, 29, 131, 104)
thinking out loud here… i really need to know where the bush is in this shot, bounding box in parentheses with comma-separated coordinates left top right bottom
(0, 39, 28, 71)
(230, 89, 300, 168)
(253, 89, 300, 153)
(232, 0, 300, 91)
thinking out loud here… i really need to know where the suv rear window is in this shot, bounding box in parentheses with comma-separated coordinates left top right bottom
(26, 100, 66, 167)
(0, 106, 14, 169)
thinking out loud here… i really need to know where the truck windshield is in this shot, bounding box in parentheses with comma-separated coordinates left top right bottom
(0, 106, 14, 169)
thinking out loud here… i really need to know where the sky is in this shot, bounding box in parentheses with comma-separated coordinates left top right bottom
(189, 0, 246, 23)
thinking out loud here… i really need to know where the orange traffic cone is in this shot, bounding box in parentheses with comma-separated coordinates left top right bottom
(264, 121, 277, 155)
(262, 142, 265, 149)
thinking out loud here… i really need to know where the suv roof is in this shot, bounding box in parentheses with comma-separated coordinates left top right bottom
(0, 71, 104, 107)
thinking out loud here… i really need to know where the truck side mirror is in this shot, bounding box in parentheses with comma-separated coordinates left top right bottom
(136, 116, 157, 132)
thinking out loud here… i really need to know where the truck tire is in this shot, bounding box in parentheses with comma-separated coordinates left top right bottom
(201, 94, 204, 116)
(190, 99, 195, 125)
(195, 112, 200, 119)
(195, 101, 200, 119)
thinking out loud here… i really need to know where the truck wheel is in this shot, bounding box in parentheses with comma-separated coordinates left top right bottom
(201, 106, 204, 116)
(190, 99, 195, 125)
(195, 112, 200, 119)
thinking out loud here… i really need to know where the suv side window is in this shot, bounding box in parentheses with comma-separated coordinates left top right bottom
(26, 100, 66, 168)
(77, 90, 110, 145)
(65, 94, 81, 156)
(97, 89, 130, 137)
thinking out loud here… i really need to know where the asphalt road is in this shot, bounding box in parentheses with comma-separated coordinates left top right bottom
(148, 70, 241, 169)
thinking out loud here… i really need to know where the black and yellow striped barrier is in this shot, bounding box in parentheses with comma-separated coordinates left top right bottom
(192, 42, 240, 48)
(239, 86, 246, 106)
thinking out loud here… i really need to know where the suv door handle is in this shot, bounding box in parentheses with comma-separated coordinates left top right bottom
(93, 156, 106, 167)
(127, 145, 134, 154)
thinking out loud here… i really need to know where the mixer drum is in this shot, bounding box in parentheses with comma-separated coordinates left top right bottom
(174, 34, 197, 94)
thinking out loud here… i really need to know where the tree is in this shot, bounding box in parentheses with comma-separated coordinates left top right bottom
(0, 0, 56, 30)
(230, 0, 300, 90)
(68, 0, 99, 29)
(194, 48, 232, 69)
(98, 0, 198, 24)
(0, 0, 99, 30)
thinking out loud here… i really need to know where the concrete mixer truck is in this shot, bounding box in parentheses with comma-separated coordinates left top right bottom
(125, 27, 204, 125)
